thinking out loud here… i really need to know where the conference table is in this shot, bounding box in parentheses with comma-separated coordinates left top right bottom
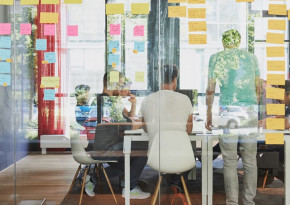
(123, 129, 290, 205)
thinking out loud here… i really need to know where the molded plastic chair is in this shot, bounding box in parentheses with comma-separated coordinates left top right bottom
(147, 130, 196, 205)
(65, 131, 118, 205)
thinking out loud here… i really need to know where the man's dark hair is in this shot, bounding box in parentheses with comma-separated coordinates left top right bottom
(278, 80, 290, 94)
(161, 64, 179, 84)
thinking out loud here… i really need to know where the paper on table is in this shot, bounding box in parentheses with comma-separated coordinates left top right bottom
(135, 71, 145, 82)
(265, 133, 284, 145)
(266, 87, 285, 100)
(268, 19, 286, 30)
(21, 0, 39, 4)
(0, 23, 11, 35)
(266, 104, 285, 115)
(41, 0, 59, 4)
(44, 24, 55, 36)
(0, 74, 11, 86)
(110, 71, 119, 83)
(0, 49, 11, 60)
(44, 89, 55, 101)
(67, 25, 78, 36)
(266, 118, 285, 130)
(44, 52, 56, 63)
(106, 3, 124, 15)
(133, 25, 144, 36)
(267, 61, 285, 71)
(268, 4, 287, 15)
(0, 37, 11, 49)
(266, 33, 284, 44)
(20, 23, 32, 35)
(41, 77, 60, 88)
(189, 34, 207, 44)
(0, 0, 13, 5)
(267, 74, 285, 85)
(0, 62, 10, 73)
(168, 6, 187, 18)
(64, 0, 82, 3)
(131, 3, 149, 15)
(36, 39, 47, 51)
(266, 47, 284, 57)
(110, 24, 120, 35)
(188, 8, 206, 18)
(40, 12, 59, 23)
(188, 21, 207, 32)
(188, 0, 205, 3)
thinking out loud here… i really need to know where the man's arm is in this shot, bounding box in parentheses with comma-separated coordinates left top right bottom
(206, 78, 216, 130)
(123, 94, 137, 118)
(186, 114, 193, 135)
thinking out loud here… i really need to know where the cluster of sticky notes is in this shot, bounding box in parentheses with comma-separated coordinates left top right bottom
(41, 77, 60, 88)
(44, 89, 55, 101)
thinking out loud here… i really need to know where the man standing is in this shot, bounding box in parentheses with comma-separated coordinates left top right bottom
(206, 29, 260, 205)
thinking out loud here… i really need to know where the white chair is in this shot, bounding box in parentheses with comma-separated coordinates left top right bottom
(147, 130, 196, 205)
(65, 131, 118, 205)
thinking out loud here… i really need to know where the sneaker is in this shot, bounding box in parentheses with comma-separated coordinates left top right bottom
(85, 175, 95, 197)
(122, 186, 150, 199)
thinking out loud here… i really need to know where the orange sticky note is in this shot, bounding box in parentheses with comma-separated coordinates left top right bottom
(112, 48, 117, 53)
(40, 12, 59, 23)
(168, 0, 186, 2)
(106, 4, 124, 15)
(266, 87, 285, 100)
(267, 61, 285, 71)
(41, 0, 59, 4)
(42, 60, 49, 64)
(188, 21, 207, 32)
(236, 0, 253, 2)
(6, 59, 12, 62)
(0, 0, 13, 5)
(110, 71, 119, 83)
(187, 0, 205, 4)
(188, 8, 206, 18)
(266, 118, 285, 130)
(3, 82, 7, 86)
(64, 0, 82, 3)
(131, 3, 150, 15)
(135, 71, 145, 82)
(266, 47, 285, 57)
(268, 4, 287, 15)
(265, 133, 284, 145)
(112, 62, 116, 68)
(267, 74, 285, 85)
(21, 0, 39, 5)
(168, 6, 187, 18)
(133, 49, 138, 54)
(266, 104, 285, 115)
(189, 34, 207, 44)
(288, 10, 290, 20)
(266, 33, 284, 44)
(40, 84, 44, 88)
(268, 19, 286, 30)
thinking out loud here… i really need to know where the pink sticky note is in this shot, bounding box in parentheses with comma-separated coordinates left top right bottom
(134, 25, 144, 36)
(67, 25, 78, 36)
(20, 23, 31, 35)
(110, 24, 120, 36)
(44, 24, 55, 36)
(0, 23, 11, 35)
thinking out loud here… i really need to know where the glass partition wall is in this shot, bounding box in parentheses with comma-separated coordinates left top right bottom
(0, 0, 289, 204)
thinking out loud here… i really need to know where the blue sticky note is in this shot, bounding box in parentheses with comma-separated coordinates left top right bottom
(44, 89, 55, 101)
(0, 37, 11, 49)
(0, 49, 11, 60)
(36, 39, 47, 51)
(0, 74, 11, 86)
(44, 52, 56, 63)
(108, 54, 120, 66)
(108, 41, 120, 52)
(134, 41, 145, 52)
(0, 62, 11, 73)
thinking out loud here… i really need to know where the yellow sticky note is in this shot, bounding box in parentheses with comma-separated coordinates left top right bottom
(266, 33, 284, 44)
(266, 118, 285, 130)
(112, 62, 116, 68)
(169, 0, 186, 3)
(131, 3, 150, 15)
(236, 0, 254, 2)
(41, 0, 59, 4)
(133, 49, 138, 54)
(110, 71, 119, 83)
(189, 34, 207, 44)
(187, 0, 205, 4)
(40, 84, 44, 88)
(0, 0, 13, 5)
(6, 59, 12, 63)
(64, 0, 82, 3)
(41, 77, 60, 88)
(21, 0, 39, 5)
(268, 4, 287, 15)
(268, 19, 286, 30)
(267, 74, 285, 85)
(267, 61, 285, 71)
(188, 8, 206, 18)
(106, 4, 124, 15)
(112, 48, 117, 53)
(266, 104, 285, 115)
(266, 133, 284, 145)
(188, 21, 207, 32)
(266, 87, 285, 100)
(42, 60, 49, 64)
(288, 10, 290, 20)
(168, 6, 187, 18)
(266, 47, 285, 57)
(135, 72, 145, 82)
(3, 82, 7, 86)
(40, 12, 59, 24)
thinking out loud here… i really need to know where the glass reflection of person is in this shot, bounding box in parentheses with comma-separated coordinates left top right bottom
(206, 30, 260, 205)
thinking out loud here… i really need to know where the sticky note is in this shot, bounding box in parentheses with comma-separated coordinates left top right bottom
(289, 10, 290, 20)
(40, 12, 59, 24)
(106, 4, 124, 15)
(44, 89, 55, 101)
(44, 52, 56, 63)
(265, 133, 284, 145)
(0, 0, 13, 5)
(168, 6, 187, 18)
(236, 0, 253, 2)
(0, 23, 11, 35)
(108, 54, 119, 66)
(266, 33, 284, 44)
(134, 42, 145, 52)
(189, 34, 207, 44)
(41, 77, 60, 88)
(110, 24, 120, 36)
(36, 39, 47, 51)
(42, 60, 49, 64)
(0, 49, 11, 60)
(44, 24, 55, 36)
(268, 19, 286, 30)
(135, 72, 145, 82)
(168, 0, 186, 3)
(133, 50, 138, 54)
(20, 23, 32, 35)
(268, 4, 287, 15)
(131, 3, 150, 15)
(67, 25, 78, 36)
(266, 47, 284, 57)
(188, 21, 207, 32)
(6, 58, 11, 63)
(0, 37, 11, 49)
(41, 0, 59, 4)
(266, 118, 285, 130)
(21, 0, 39, 4)
(0, 74, 11, 86)
(188, 8, 206, 18)
(188, 0, 205, 3)
(0, 62, 10, 73)
(108, 41, 120, 52)
(267, 74, 285, 85)
(266, 87, 285, 100)
(64, 0, 82, 3)
(267, 61, 285, 71)
(112, 62, 116, 68)
(133, 25, 144, 36)
(266, 104, 285, 115)
(110, 71, 119, 83)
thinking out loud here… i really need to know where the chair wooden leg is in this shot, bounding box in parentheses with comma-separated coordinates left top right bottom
(95, 164, 103, 194)
(79, 167, 88, 205)
(65, 164, 81, 200)
(102, 165, 117, 204)
(150, 175, 162, 205)
(181, 175, 192, 205)
(262, 170, 269, 189)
